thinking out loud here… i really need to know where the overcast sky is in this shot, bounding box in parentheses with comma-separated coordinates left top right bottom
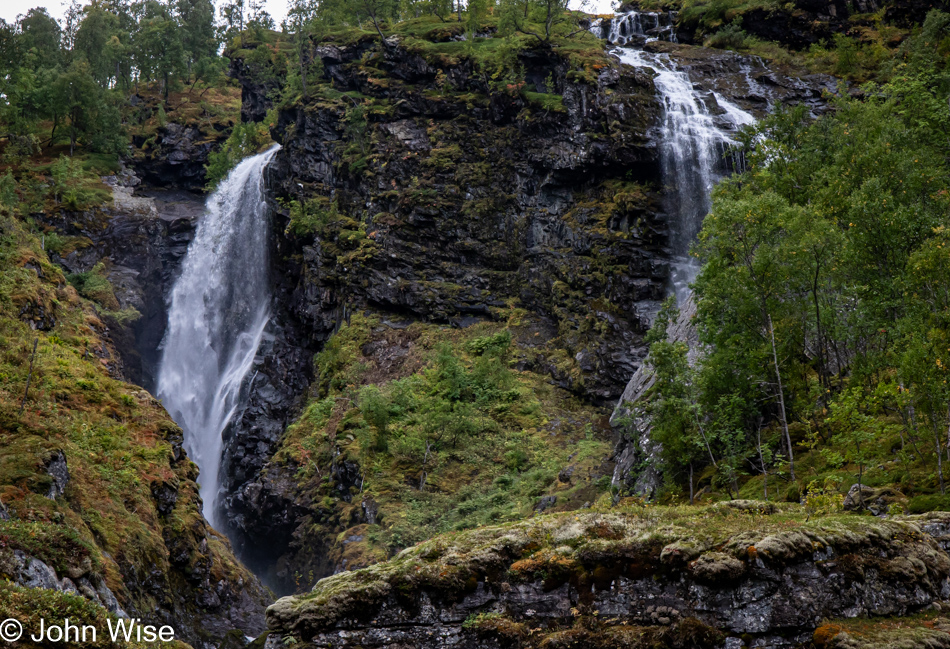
(1, 0, 616, 28)
(0, 0, 294, 25)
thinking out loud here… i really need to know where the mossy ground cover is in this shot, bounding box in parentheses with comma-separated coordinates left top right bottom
(0, 581, 188, 649)
(269, 312, 616, 588)
(127, 82, 242, 159)
(269, 500, 950, 640)
(814, 613, 950, 648)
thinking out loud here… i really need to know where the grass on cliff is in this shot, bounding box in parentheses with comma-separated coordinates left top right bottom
(126, 81, 241, 160)
(0, 581, 188, 649)
(271, 312, 616, 588)
(813, 613, 950, 648)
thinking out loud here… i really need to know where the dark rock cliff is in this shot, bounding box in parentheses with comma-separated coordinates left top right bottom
(222, 36, 666, 589)
(217, 31, 836, 593)
(38, 171, 203, 390)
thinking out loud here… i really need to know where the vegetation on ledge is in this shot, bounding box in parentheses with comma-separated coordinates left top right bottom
(268, 312, 616, 587)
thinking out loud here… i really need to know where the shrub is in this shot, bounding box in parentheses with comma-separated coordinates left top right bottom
(67, 262, 119, 310)
(49, 156, 111, 211)
(706, 23, 749, 49)
(204, 121, 272, 189)
(907, 494, 950, 514)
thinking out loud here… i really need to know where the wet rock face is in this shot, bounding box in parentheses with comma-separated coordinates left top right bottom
(639, 42, 837, 118)
(43, 451, 69, 500)
(267, 39, 666, 405)
(229, 55, 284, 124)
(217, 184, 318, 584)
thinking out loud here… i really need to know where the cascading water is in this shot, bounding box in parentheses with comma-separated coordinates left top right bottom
(156, 145, 280, 528)
(600, 13, 755, 303)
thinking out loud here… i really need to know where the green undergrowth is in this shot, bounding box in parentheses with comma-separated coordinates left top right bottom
(632, 14, 950, 512)
(204, 118, 275, 190)
(233, 13, 612, 120)
(271, 312, 615, 586)
(813, 613, 950, 648)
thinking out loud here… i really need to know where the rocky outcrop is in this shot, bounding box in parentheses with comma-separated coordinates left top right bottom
(610, 295, 701, 498)
(637, 41, 837, 117)
(39, 171, 202, 389)
(263, 507, 950, 648)
(229, 51, 286, 124)
(265, 37, 665, 404)
(3, 550, 127, 617)
(134, 122, 222, 192)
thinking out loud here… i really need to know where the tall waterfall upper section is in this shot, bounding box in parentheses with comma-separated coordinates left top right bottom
(599, 12, 837, 497)
(157, 145, 280, 528)
(607, 17, 756, 301)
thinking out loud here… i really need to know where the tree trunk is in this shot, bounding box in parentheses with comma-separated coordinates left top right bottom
(688, 462, 694, 505)
(945, 406, 950, 464)
(938, 418, 947, 495)
(769, 314, 795, 481)
(857, 445, 865, 507)
(811, 260, 828, 392)
(299, 46, 307, 97)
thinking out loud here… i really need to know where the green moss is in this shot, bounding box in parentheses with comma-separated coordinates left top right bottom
(0, 520, 101, 575)
(524, 91, 566, 112)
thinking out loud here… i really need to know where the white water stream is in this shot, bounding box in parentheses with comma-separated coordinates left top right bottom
(603, 13, 755, 303)
(157, 146, 280, 528)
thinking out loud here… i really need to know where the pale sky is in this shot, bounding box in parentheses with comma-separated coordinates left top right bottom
(0, 0, 294, 25)
(1, 0, 616, 28)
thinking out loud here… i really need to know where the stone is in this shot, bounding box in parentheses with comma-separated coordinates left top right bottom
(535, 495, 558, 512)
(44, 451, 69, 500)
(12, 551, 60, 591)
(843, 484, 908, 516)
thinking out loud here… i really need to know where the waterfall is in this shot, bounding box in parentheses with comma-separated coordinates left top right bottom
(604, 14, 755, 303)
(157, 146, 280, 528)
